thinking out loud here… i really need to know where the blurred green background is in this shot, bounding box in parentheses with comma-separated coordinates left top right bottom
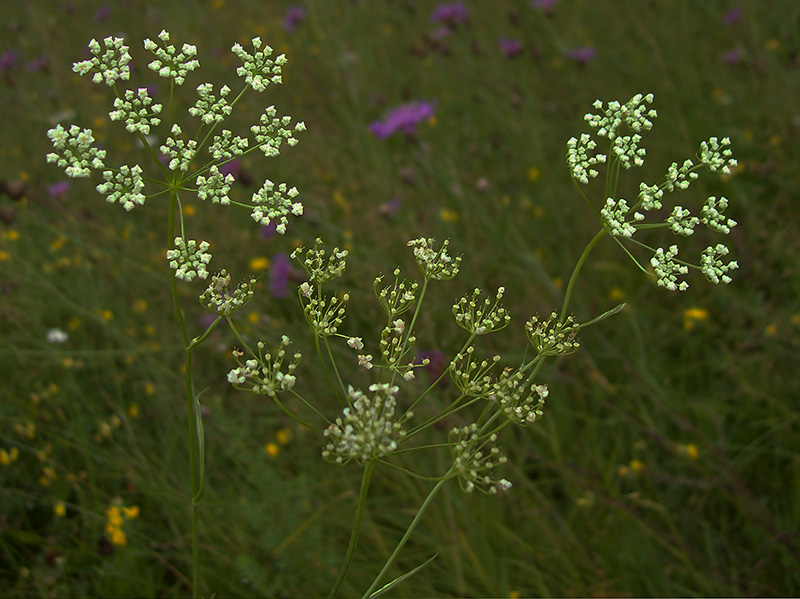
(1, 0, 799, 596)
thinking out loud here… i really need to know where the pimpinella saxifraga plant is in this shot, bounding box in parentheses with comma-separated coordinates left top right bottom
(47, 32, 740, 598)
(47, 31, 305, 598)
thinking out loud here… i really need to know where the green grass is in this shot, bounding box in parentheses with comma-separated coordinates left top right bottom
(2, 0, 800, 597)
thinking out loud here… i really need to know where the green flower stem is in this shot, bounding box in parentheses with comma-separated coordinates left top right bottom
(559, 227, 607, 324)
(168, 188, 202, 598)
(361, 473, 452, 599)
(328, 459, 377, 599)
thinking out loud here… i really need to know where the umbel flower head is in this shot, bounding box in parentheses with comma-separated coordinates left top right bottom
(322, 384, 410, 465)
(567, 93, 740, 292)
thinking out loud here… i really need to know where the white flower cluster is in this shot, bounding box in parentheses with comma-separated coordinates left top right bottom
(700, 244, 739, 284)
(160, 124, 198, 171)
(407, 237, 461, 281)
(251, 180, 302, 234)
(449, 347, 501, 396)
(699, 137, 737, 174)
(199, 269, 255, 316)
(612, 134, 646, 169)
(96, 165, 145, 211)
(449, 424, 510, 494)
(231, 37, 286, 92)
(46, 125, 106, 178)
(300, 292, 350, 338)
(492, 372, 549, 426)
(666, 205, 699, 237)
(227, 336, 301, 397)
(566, 133, 606, 184)
(166, 237, 212, 282)
(72, 36, 131, 86)
(108, 88, 162, 135)
(650, 245, 688, 292)
(374, 269, 418, 318)
(452, 287, 511, 335)
(251, 105, 306, 158)
(584, 93, 657, 140)
(209, 130, 249, 161)
(664, 159, 699, 192)
(525, 312, 580, 357)
(637, 182, 664, 211)
(196, 165, 235, 204)
(379, 318, 415, 369)
(600, 197, 639, 238)
(700, 196, 737, 234)
(322, 384, 409, 465)
(292, 238, 349, 284)
(188, 83, 232, 125)
(144, 30, 199, 85)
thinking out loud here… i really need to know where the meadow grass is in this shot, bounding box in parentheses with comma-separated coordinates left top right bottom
(1, 0, 800, 597)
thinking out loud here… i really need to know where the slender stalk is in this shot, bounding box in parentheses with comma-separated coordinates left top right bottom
(168, 188, 202, 598)
(328, 460, 377, 599)
(559, 228, 607, 323)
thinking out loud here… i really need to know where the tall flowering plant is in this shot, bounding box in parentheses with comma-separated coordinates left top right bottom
(46, 31, 305, 597)
(47, 32, 739, 598)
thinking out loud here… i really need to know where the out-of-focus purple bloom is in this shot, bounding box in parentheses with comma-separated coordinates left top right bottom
(94, 5, 110, 22)
(431, 2, 469, 25)
(564, 46, 596, 63)
(284, 5, 306, 32)
(268, 253, 292, 298)
(27, 56, 48, 72)
(48, 181, 71, 198)
(499, 38, 523, 58)
(219, 158, 240, 178)
(414, 350, 448, 385)
(530, 0, 558, 10)
(260, 221, 277, 239)
(0, 50, 19, 71)
(724, 7, 742, 24)
(379, 196, 403, 218)
(722, 48, 743, 64)
(369, 100, 436, 139)
(199, 312, 217, 330)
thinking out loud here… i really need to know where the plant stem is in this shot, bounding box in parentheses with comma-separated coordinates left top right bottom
(361, 474, 450, 599)
(559, 227, 607, 323)
(168, 189, 202, 598)
(328, 460, 376, 599)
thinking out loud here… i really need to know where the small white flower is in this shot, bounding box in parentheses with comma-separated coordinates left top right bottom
(46, 328, 69, 344)
(347, 337, 364, 350)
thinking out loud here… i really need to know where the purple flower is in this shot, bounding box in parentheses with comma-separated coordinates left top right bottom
(379, 196, 403, 218)
(283, 5, 306, 32)
(369, 100, 436, 139)
(48, 181, 71, 198)
(499, 37, 523, 58)
(722, 48, 742, 64)
(27, 56, 48, 72)
(260, 221, 277, 239)
(94, 5, 110, 22)
(530, 0, 558, 10)
(430, 2, 469, 25)
(269, 253, 292, 297)
(414, 350, 448, 385)
(0, 49, 19, 71)
(724, 7, 742, 24)
(564, 46, 596, 63)
(219, 158, 240, 178)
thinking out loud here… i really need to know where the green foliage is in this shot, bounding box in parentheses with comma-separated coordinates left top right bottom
(1, 0, 800, 597)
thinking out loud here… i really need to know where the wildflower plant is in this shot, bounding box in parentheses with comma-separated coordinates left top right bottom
(48, 31, 740, 598)
(46, 31, 305, 598)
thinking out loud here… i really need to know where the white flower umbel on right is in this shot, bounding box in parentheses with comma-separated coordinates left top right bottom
(567, 93, 739, 291)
